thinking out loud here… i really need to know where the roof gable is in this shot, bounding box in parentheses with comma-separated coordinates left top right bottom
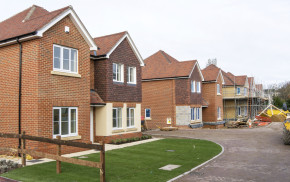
(92, 31, 144, 66)
(0, 5, 98, 50)
(142, 50, 201, 80)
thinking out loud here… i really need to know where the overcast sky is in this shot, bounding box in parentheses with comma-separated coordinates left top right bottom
(1, 0, 289, 87)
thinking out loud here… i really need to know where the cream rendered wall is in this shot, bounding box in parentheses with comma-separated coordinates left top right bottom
(95, 103, 112, 136)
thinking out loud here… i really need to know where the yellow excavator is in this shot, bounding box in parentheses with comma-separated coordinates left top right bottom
(283, 114, 290, 145)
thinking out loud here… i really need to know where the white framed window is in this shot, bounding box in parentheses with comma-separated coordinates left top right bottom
(191, 107, 195, 121)
(127, 108, 135, 127)
(53, 45, 78, 73)
(244, 88, 247, 96)
(196, 107, 200, 120)
(113, 108, 122, 129)
(145, 108, 151, 119)
(127, 66, 136, 84)
(217, 84, 221, 95)
(238, 106, 241, 116)
(244, 106, 247, 116)
(217, 107, 221, 119)
(113, 63, 124, 82)
(53, 107, 78, 138)
(191, 80, 196, 93)
(237, 87, 241, 95)
(196, 82, 201, 93)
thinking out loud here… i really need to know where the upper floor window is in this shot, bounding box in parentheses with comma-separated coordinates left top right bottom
(244, 88, 247, 96)
(196, 82, 201, 93)
(127, 67, 136, 84)
(191, 80, 196, 93)
(113, 107, 122, 129)
(217, 84, 221, 95)
(127, 108, 135, 127)
(53, 45, 78, 73)
(145, 108, 151, 119)
(191, 107, 195, 121)
(237, 87, 241, 95)
(53, 107, 77, 138)
(113, 63, 124, 82)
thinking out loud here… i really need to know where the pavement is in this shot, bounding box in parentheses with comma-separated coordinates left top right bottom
(145, 122, 290, 182)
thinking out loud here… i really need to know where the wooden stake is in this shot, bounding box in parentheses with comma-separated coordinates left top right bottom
(56, 135, 61, 174)
(99, 141, 105, 182)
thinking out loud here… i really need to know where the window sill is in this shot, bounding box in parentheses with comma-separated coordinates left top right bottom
(127, 83, 137, 86)
(217, 118, 222, 121)
(191, 120, 201, 124)
(54, 135, 81, 141)
(145, 118, 152, 120)
(217, 93, 221, 96)
(112, 129, 125, 133)
(126, 127, 138, 132)
(51, 71, 81, 78)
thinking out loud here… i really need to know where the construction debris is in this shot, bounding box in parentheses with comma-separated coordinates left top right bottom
(225, 121, 248, 128)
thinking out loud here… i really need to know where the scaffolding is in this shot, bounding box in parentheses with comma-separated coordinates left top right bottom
(223, 78, 268, 122)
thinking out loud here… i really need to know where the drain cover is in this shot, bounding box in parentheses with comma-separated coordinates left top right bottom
(159, 164, 181, 171)
(166, 150, 175, 152)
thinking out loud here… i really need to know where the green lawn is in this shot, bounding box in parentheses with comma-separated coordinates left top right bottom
(1, 138, 222, 182)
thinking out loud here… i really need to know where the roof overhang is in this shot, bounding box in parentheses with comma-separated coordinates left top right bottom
(36, 7, 98, 51)
(0, 6, 98, 50)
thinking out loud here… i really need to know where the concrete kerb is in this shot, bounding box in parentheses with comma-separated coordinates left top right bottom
(147, 134, 225, 182)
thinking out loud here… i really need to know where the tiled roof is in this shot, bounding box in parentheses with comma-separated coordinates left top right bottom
(90, 90, 105, 105)
(142, 50, 196, 80)
(235, 75, 247, 86)
(93, 31, 127, 56)
(202, 64, 220, 82)
(221, 70, 234, 86)
(0, 5, 69, 42)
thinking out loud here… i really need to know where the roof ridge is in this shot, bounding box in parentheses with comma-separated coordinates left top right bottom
(22, 5, 37, 22)
(160, 50, 172, 63)
(24, 6, 69, 23)
(0, 5, 32, 24)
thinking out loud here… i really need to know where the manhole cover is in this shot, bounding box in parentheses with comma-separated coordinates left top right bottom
(159, 164, 181, 171)
(166, 150, 175, 152)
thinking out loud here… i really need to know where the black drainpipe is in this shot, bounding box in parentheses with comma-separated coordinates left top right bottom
(17, 38, 22, 150)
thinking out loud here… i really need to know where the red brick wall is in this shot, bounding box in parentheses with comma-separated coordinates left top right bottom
(37, 15, 91, 153)
(141, 80, 176, 129)
(0, 15, 92, 155)
(202, 73, 224, 123)
(93, 38, 142, 103)
(0, 43, 22, 149)
(175, 65, 202, 106)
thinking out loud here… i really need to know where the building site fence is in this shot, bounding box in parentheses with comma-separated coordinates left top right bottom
(0, 131, 105, 182)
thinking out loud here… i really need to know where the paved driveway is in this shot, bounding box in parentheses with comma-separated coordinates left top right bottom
(146, 123, 290, 182)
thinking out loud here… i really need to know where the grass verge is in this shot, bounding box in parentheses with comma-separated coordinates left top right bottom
(1, 138, 222, 182)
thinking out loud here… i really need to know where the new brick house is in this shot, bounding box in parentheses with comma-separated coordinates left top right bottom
(0, 5, 144, 154)
(90, 31, 145, 143)
(142, 50, 205, 129)
(201, 64, 225, 128)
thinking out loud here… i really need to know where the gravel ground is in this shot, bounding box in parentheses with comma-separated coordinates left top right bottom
(146, 122, 290, 182)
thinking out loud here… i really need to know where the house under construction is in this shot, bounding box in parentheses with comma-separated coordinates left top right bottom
(222, 71, 268, 122)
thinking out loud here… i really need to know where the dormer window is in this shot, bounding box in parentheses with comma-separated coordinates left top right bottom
(113, 63, 124, 82)
(53, 45, 78, 73)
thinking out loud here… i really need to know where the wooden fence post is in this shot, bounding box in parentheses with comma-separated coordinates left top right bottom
(21, 131, 26, 167)
(56, 136, 61, 174)
(99, 141, 105, 182)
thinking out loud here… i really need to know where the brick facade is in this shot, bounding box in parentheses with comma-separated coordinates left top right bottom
(202, 73, 224, 128)
(93, 38, 142, 103)
(0, 15, 92, 154)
